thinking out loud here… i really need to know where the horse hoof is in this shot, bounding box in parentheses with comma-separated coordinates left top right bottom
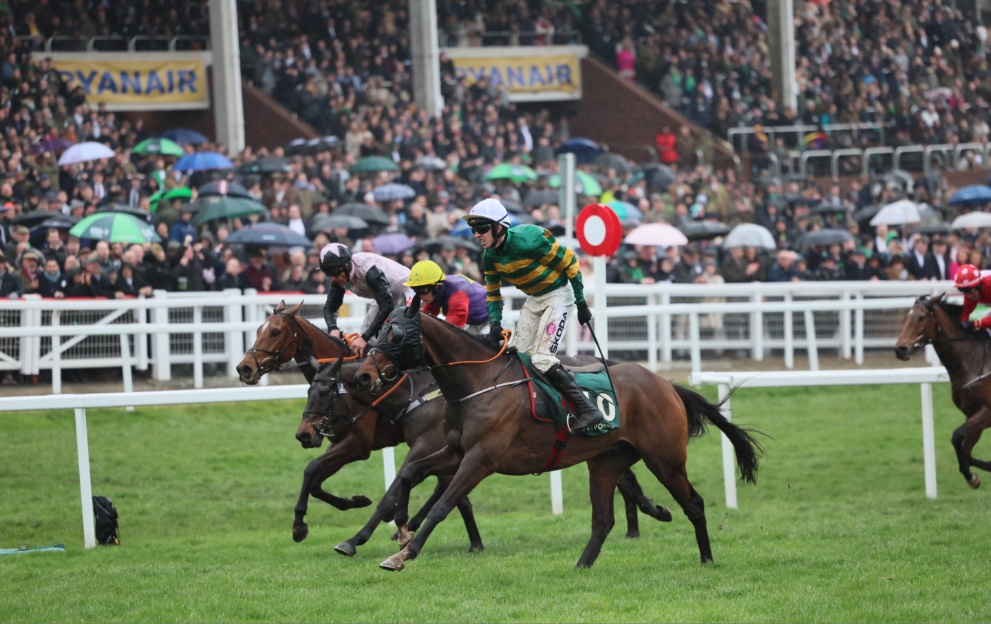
(334, 542, 357, 557)
(656, 505, 673, 522)
(625, 532, 641, 539)
(292, 525, 309, 543)
(467, 543, 485, 553)
(380, 555, 405, 572)
(351, 495, 373, 508)
(397, 526, 415, 548)
(969, 474, 981, 489)
(390, 530, 399, 541)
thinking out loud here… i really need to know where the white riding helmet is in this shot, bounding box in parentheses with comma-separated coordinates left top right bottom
(463, 198, 512, 228)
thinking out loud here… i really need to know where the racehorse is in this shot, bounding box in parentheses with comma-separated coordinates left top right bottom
(354, 300, 763, 570)
(240, 302, 670, 553)
(895, 294, 991, 489)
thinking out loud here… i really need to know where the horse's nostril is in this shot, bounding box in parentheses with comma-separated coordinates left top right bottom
(356, 372, 371, 388)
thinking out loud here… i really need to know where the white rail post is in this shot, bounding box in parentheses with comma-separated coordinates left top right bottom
(75, 407, 96, 549)
(647, 293, 658, 371)
(854, 293, 865, 365)
(840, 290, 852, 359)
(382, 447, 397, 492)
(784, 293, 794, 369)
(223, 289, 242, 378)
(718, 383, 738, 509)
(51, 310, 62, 394)
(920, 382, 937, 499)
(134, 304, 149, 372)
(660, 292, 672, 363)
(151, 290, 171, 381)
(119, 334, 134, 410)
(193, 306, 203, 389)
(689, 312, 701, 373)
(804, 309, 819, 371)
(751, 292, 763, 361)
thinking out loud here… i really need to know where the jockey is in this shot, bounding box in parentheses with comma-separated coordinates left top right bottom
(464, 198, 604, 433)
(320, 243, 414, 356)
(404, 260, 489, 334)
(954, 264, 991, 329)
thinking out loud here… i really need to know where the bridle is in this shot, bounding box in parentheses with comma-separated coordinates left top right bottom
(245, 311, 316, 376)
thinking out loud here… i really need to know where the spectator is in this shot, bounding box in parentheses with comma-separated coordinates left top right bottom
(170, 209, 197, 245)
(813, 255, 844, 281)
(37, 257, 67, 298)
(242, 247, 279, 292)
(302, 267, 330, 295)
(720, 246, 762, 283)
(216, 257, 249, 292)
(82, 255, 113, 298)
(654, 125, 678, 167)
(929, 237, 951, 280)
(281, 263, 308, 292)
(110, 262, 152, 298)
(768, 250, 802, 282)
(16, 247, 43, 294)
(906, 236, 939, 281)
(0, 249, 23, 298)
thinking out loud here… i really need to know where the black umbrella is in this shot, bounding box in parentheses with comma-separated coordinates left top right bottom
(236, 158, 291, 176)
(185, 196, 268, 225)
(96, 204, 154, 223)
(593, 152, 632, 174)
(810, 202, 848, 215)
(679, 221, 730, 241)
(643, 164, 677, 190)
(797, 228, 856, 248)
(29, 216, 80, 243)
(851, 204, 884, 224)
(524, 190, 559, 207)
(197, 180, 253, 199)
(12, 210, 63, 228)
(225, 223, 312, 247)
(310, 214, 369, 232)
(284, 138, 309, 156)
(412, 235, 482, 255)
(912, 222, 952, 236)
(334, 202, 390, 225)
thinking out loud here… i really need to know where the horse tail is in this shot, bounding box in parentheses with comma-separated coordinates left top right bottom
(673, 384, 764, 485)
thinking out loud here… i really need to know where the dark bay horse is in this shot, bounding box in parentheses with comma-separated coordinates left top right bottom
(895, 294, 991, 488)
(355, 301, 763, 570)
(240, 302, 668, 553)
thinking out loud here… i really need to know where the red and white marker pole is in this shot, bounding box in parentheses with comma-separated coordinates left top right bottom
(576, 204, 622, 358)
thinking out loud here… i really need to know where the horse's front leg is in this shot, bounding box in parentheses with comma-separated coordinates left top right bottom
(293, 436, 373, 542)
(951, 407, 991, 489)
(380, 448, 494, 572)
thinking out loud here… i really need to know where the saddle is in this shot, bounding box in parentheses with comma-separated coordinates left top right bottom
(516, 352, 619, 437)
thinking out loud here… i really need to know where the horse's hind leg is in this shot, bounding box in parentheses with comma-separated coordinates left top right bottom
(293, 442, 373, 543)
(951, 408, 991, 488)
(576, 454, 634, 568)
(616, 469, 673, 539)
(640, 453, 713, 564)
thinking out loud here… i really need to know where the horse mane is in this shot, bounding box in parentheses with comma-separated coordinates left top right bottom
(420, 311, 501, 353)
(287, 308, 351, 352)
(933, 297, 991, 344)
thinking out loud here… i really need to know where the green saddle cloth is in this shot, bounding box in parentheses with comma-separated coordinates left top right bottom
(517, 353, 619, 437)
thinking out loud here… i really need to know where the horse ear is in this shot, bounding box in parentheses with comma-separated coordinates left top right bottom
(276, 300, 286, 312)
(405, 294, 421, 318)
(309, 356, 320, 371)
(389, 325, 406, 344)
(933, 292, 946, 303)
(287, 301, 304, 316)
(331, 354, 344, 373)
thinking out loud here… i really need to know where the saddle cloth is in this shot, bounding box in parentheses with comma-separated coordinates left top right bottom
(516, 352, 619, 437)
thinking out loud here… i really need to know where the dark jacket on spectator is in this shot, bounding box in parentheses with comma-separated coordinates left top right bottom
(37, 271, 68, 297)
(112, 268, 150, 297)
(216, 272, 250, 291)
(0, 268, 23, 297)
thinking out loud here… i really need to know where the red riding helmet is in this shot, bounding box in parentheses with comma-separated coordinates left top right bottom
(955, 264, 982, 289)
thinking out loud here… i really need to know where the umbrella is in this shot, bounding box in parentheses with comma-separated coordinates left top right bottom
(593, 152, 631, 174)
(372, 183, 416, 202)
(69, 212, 160, 244)
(198, 180, 252, 199)
(133, 138, 185, 157)
(606, 200, 643, 222)
(236, 158, 292, 176)
(882, 169, 914, 188)
(851, 204, 884, 224)
(12, 210, 64, 228)
(548, 171, 603, 196)
(284, 138, 309, 156)
(306, 136, 342, 154)
(870, 199, 921, 226)
(951, 212, 991, 229)
(186, 196, 268, 225)
(722, 223, 776, 250)
(912, 222, 952, 236)
(415, 156, 447, 171)
(310, 214, 369, 232)
(335, 203, 390, 225)
(949, 185, 991, 207)
(163, 187, 194, 202)
(224, 223, 311, 248)
(29, 216, 79, 241)
(797, 228, 856, 248)
(96, 204, 153, 222)
(623, 223, 688, 247)
(924, 87, 953, 102)
(350, 156, 398, 174)
(554, 137, 602, 164)
(810, 202, 848, 215)
(642, 164, 677, 190)
(57, 141, 115, 166)
(372, 232, 416, 255)
(483, 163, 538, 183)
(412, 235, 482, 255)
(161, 128, 208, 145)
(680, 221, 730, 241)
(31, 137, 72, 155)
(524, 189, 559, 208)
(173, 152, 234, 173)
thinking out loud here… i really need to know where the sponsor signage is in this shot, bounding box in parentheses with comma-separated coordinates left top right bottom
(51, 55, 210, 111)
(443, 45, 587, 102)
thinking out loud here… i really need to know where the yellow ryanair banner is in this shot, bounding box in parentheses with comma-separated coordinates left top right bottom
(52, 58, 209, 111)
(444, 46, 586, 102)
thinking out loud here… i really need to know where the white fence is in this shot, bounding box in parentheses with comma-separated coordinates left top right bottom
(0, 281, 950, 392)
(690, 368, 950, 508)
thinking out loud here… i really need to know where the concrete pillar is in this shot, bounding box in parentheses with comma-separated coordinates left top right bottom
(409, 0, 443, 118)
(767, 0, 798, 114)
(209, 0, 245, 153)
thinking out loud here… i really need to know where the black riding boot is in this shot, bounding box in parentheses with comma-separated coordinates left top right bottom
(545, 364, 604, 433)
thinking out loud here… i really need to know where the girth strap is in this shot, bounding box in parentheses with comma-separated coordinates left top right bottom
(537, 427, 570, 474)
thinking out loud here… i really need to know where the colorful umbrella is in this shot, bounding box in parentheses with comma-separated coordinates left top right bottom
(948, 185, 991, 207)
(173, 152, 234, 173)
(133, 138, 185, 157)
(31, 137, 72, 155)
(372, 232, 416, 255)
(350, 156, 399, 174)
(548, 171, 603, 196)
(57, 141, 115, 166)
(483, 163, 538, 184)
(185, 196, 268, 225)
(69, 212, 160, 244)
(606, 200, 643, 222)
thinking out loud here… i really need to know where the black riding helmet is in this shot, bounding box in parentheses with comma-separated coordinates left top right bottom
(320, 243, 352, 275)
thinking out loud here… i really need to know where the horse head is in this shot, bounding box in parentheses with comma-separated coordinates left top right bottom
(356, 297, 423, 392)
(296, 355, 347, 448)
(894, 293, 944, 361)
(237, 300, 305, 384)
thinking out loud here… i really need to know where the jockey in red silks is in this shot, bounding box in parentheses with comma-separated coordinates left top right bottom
(955, 264, 991, 329)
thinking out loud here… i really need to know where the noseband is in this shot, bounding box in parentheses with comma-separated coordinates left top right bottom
(303, 375, 354, 440)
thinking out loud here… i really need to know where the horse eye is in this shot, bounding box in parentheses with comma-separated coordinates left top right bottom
(918, 315, 926, 322)
(271, 329, 280, 337)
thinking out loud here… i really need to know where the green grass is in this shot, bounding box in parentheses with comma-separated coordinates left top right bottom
(3, 385, 991, 622)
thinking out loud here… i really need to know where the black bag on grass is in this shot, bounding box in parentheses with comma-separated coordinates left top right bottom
(92, 496, 120, 546)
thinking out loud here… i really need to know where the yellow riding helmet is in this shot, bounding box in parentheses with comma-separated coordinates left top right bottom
(404, 260, 447, 288)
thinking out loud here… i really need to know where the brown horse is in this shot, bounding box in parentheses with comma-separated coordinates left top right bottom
(895, 294, 991, 489)
(355, 300, 763, 570)
(241, 302, 668, 553)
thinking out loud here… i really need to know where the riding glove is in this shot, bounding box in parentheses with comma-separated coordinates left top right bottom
(488, 322, 504, 348)
(576, 301, 593, 326)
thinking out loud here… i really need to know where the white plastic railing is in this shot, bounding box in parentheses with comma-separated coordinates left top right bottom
(689, 367, 950, 508)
